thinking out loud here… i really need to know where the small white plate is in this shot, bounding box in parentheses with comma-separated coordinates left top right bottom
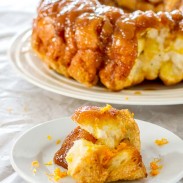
(8, 28, 183, 105)
(10, 117, 183, 183)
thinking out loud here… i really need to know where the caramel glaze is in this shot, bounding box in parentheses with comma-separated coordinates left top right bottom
(99, 0, 183, 12)
(32, 0, 183, 90)
(54, 126, 96, 169)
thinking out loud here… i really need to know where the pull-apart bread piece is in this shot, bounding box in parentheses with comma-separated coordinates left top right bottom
(32, 0, 183, 91)
(54, 105, 147, 183)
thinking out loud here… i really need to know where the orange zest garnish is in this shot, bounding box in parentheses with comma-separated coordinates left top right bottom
(32, 160, 39, 168)
(32, 160, 39, 175)
(44, 160, 53, 166)
(47, 135, 52, 140)
(150, 169, 159, 176)
(33, 168, 37, 174)
(54, 168, 67, 181)
(46, 168, 67, 182)
(155, 138, 168, 146)
(100, 104, 112, 113)
(150, 158, 162, 176)
(134, 91, 141, 95)
(56, 139, 61, 145)
(125, 97, 129, 100)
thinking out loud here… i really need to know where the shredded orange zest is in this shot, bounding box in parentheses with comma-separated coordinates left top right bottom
(32, 160, 39, 168)
(44, 160, 53, 166)
(46, 168, 67, 182)
(134, 91, 141, 95)
(125, 97, 129, 100)
(56, 139, 61, 145)
(150, 158, 162, 176)
(100, 104, 112, 113)
(33, 168, 37, 174)
(47, 135, 52, 140)
(155, 138, 169, 146)
(150, 169, 159, 176)
(150, 162, 159, 170)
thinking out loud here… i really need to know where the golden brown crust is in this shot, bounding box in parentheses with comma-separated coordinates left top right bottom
(32, 0, 183, 90)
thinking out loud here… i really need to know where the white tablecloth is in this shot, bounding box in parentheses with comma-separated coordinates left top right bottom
(0, 1, 183, 182)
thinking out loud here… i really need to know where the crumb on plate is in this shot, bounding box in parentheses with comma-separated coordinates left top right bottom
(54, 168, 67, 181)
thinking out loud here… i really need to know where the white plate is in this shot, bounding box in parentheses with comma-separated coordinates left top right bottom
(11, 117, 183, 183)
(8, 28, 183, 105)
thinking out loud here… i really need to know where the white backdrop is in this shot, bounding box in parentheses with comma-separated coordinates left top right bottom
(0, 0, 183, 182)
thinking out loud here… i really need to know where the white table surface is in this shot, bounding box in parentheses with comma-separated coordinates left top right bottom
(0, 0, 183, 182)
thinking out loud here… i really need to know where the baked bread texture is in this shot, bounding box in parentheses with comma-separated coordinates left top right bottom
(54, 105, 147, 183)
(32, 0, 183, 91)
